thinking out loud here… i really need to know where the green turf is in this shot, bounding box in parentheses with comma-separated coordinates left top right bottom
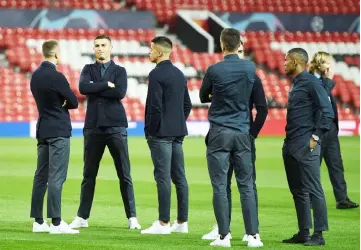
(0, 136, 359, 249)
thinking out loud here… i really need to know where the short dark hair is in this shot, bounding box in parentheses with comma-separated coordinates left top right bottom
(151, 36, 173, 50)
(220, 28, 241, 52)
(42, 40, 58, 58)
(95, 35, 111, 43)
(287, 48, 309, 65)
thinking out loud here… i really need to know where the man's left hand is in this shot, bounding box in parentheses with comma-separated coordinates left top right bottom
(309, 138, 317, 150)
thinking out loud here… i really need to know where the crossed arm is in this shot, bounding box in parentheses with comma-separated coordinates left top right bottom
(78, 65, 127, 99)
(199, 67, 213, 103)
(55, 73, 78, 109)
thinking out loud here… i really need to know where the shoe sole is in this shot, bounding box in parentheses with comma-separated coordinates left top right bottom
(69, 225, 88, 229)
(141, 231, 171, 235)
(170, 230, 188, 233)
(210, 243, 231, 248)
(49, 231, 80, 234)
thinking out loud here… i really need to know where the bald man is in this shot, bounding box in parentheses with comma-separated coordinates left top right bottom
(141, 36, 192, 235)
(282, 48, 334, 246)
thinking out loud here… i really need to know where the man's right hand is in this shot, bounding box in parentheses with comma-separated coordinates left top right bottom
(325, 66, 334, 79)
(108, 81, 115, 88)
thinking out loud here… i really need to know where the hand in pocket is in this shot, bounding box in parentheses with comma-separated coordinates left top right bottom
(309, 138, 317, 150)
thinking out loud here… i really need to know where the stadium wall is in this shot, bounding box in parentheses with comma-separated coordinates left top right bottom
(0, 120, 358, 137)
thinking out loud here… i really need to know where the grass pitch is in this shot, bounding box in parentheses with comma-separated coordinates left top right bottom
(0, 136, 359, 249)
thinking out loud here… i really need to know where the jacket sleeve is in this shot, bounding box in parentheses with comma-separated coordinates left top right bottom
(97, 67, 127, 99)
(199, 66, 213, 103)
(183, 79, 192, 120)
(78, 65, 109, 94)
(147, 72, 163, 135)
(55, 73, 78, 109)
(249, 75, 268, 138)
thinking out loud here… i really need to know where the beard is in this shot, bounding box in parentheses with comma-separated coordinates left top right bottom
(98, 56, 105, 61)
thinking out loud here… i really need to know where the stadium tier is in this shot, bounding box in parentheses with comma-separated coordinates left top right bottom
(0, 0, 125, 10)
(2, 0, 358, 14)
(0, 27, 359, 123)
(126, 0, 360, 24)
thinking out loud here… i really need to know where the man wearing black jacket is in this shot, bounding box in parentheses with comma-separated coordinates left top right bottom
(202, 42, 268, 242)
(282, 48, 334, 246)
(141, 36, 192, 235)
(69, 35, 141, 230)
(30, 40, 79, 234)
(309, 51, 358, 209)
(199, 28, 263, 248)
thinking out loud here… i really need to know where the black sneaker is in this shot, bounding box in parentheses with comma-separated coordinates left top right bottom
(282, 232, 310, 244)
(304, 234, 325, 246)
(336, 198, 359, 209)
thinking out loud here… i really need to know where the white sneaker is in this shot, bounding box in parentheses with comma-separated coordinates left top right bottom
(170, 221, 188, 233)
(49, 221, 79, 234)
(69, 216, 88, 229)
(140, 220, 171, 235)
(247, 235, 263, 248)
(32, 221, 50, 233)
(202, 225, 232, 240)
(210, 233, 231, 248)
(243, 233, 261, 242)
(202, 224, 218, 240)
(128, 217, 141, 229)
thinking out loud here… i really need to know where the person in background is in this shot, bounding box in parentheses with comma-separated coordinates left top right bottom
(309, 51, 359, 209)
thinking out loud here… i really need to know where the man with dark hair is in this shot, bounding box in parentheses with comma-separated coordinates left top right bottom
(199, 28, 263, 248)
(202, 40, 268, 243)
(282, 48, 334, 246)
(94, 34, 112, 43)
(30, 40, 79, 234)
(141, 36, 192, 235)
(69, 35, 141, 230)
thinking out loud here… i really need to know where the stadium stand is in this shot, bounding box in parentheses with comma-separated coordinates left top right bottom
(0, 0, 359, 128)
(125, 0, 360, 24)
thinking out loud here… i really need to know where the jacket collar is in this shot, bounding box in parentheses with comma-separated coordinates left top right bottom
(224, 54, 239, 60)
(92, 60, 115, 80)
(156, 60, 171, 67)
(41, 61, 56, 69)
(293, 70, 308, 84)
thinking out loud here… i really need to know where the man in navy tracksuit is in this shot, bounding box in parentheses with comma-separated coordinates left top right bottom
(141, 36, 192, 235)
(69, 35, 141, 230)
(282, 48, 334, 246)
